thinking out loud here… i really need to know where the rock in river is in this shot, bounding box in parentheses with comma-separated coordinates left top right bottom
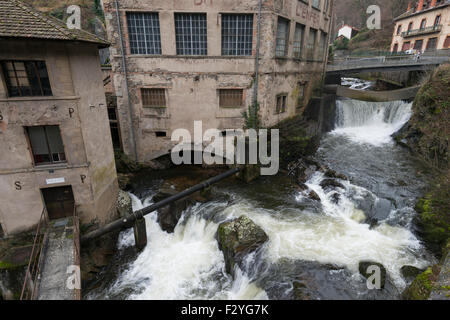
(359, 261, 387, 289)
(217, 216, 268, 276)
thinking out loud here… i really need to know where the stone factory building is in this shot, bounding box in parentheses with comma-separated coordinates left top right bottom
(391, 0, 450, 53)
(103, 0, 333, 162)
(0, 0, 119, 237)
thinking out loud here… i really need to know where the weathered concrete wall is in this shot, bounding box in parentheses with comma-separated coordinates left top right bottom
(103, 0, 332, 161)
(0, 40, 118, 236)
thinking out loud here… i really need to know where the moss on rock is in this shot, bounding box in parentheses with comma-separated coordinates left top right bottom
(403, 266, 440, 300)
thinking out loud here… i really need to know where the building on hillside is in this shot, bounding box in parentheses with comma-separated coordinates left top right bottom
(102, 0, 334, 162)
(337, 24, 359, 40)
(0, 0, 119, 236)
(391, 0, 450, 53)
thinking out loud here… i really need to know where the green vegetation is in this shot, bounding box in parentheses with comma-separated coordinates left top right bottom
(403, 267, 438, 300)
(242, 102, 261, 130)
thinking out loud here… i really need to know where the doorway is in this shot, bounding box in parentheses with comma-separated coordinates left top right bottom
(41, 186, 75, 220)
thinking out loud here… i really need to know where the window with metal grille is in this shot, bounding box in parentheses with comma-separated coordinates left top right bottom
(126, 12, 162, 55)
(26, 126, 66, 166)
(221, 14, 254, 56)
(293, 24, 304, 59)
(307, 28, 317, 60)
(175, 13, 207, 55)
(219, 89, 244, 108)
(141, 88, 166, 108)
(1, 61, 52, 97)
(276, 17, 290, 57)
(276, 95, 287, 114)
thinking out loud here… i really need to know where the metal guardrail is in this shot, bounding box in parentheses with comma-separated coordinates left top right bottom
(327, 54, 450, 72)
(401, 25, 442, 38)
(20, 209, 47, 300)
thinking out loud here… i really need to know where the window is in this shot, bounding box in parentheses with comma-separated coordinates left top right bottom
(307, 28, 317, 60)
(426, 38, 438, 50)
(219, 89, 244, 108)
(444, 36, 450, 49)
(434, 15, 441, 27)
(275, 17, 290, 57)
(175, 13, 207, 55)
(293, 24, 305, 59)
(141, 88, 166, 108)
(393, 43, 399, 53)
(126, 12, 162, 55)
(155, 131, 167, 137)
(222, 14, 254, 56)
(26, 126, 66, 166)
(324, 0, 329, 13)
(1, 61, 52, 97)
(276, 95, 287, 114)
(107, 105, 122, 150)
(402, 41, 411, 51)
(408, 22, 413, 32)
(318, 32, 328, 60)
(414, 40, 423, 50)
(420, 19, 426, 30)
(397, 25, 402, 35)
(312, 0, 321, 10)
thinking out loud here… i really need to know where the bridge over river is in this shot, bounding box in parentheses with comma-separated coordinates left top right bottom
(327, 54, 450, 76)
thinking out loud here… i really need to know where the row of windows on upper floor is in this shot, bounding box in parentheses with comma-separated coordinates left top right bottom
(395, 14, 442, 35)
(125, 12, 328, 61)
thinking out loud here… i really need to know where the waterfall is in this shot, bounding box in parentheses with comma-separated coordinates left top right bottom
(333, 99, 412, 146)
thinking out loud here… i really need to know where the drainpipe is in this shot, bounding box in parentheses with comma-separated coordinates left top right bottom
(252, 0, 263, 111)
(114, 0, 138, 162)
(322, 0, 334, 84)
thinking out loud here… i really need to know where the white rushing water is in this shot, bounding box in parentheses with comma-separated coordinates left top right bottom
(341, 77, 374, 90)
(98, 96, 428, 300)
(333, 99, 412, 146)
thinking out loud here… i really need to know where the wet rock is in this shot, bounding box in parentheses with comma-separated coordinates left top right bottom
(331, 193, 341, 204)
(320, 179, 345, 190)
(217, 216, 268, 277)
(296, 183, 308, 192)
(402, 266, 440, 300)
(359, 261, 387, 289)
(116, 189, 133, 217)
(401, 265, 425, 280)
(308, 191, 321, 202)
(373, 198, 393, 221)
(117, 173, 133, 191)
(324, 169, 348, 181)
(292, 280, 313, 300)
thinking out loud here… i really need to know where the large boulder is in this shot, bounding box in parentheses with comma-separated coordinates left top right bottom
(217, 216, 268, 276)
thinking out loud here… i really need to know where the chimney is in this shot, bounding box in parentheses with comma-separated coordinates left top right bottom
(418, 0, 425, 11)
(431, 0, 437, 7)
(408, 1, 413, 11)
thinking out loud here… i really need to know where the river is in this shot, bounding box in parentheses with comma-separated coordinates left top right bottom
(86, 81, 435, 300)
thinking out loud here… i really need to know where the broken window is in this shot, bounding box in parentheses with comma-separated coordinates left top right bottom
(222, 14, 254, 56)
(276, 17, 290, 57)
(175, 13, 207, 55)
(26, 126, 66, 166)
(127, 12, 162, 55)
(293, 24, 305, 59)
(141, 88, 166, 108)
(307, 28, 317, 60)
(219, 89, 244, 108)
(1, 61, 52, 97)
(276, 95, 287, 114)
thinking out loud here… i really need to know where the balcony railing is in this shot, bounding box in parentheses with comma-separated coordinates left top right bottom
(402, 25, 442, 38)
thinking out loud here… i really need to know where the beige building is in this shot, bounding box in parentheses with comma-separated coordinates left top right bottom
(0, 0, 119, 236)
(391, 0, 450, 53)
(103, 0, 333, 162)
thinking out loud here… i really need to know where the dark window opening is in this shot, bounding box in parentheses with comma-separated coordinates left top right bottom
(1, 61, 52, 97)
(175, 13, 207, 55)
(420, 19, 426, 30)
(307, 28, 317, 60)
(426, 37, 438, 50)
(276, 95, 287, 114)
(142, 88, 166, 108)
(434, 15, 441, 27)
(219, 89, 244, 108)
(0, 223, 4, 238)
(155, 131, 167, 137)
(393, 43, 399, 53)
(414, 40, 424, 50)
(127, 12, 162, 55)
(276, 17, 290, 57)
(397, 25, 402, 35)
(26, 126, 66, 166)
(408, 22, 414, 32)
(221, 14, 254, 56)
(41, 186, 74, 220)
(107, 106, 122, 150)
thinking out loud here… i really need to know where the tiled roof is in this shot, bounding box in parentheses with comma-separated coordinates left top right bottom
(394, 1, 450, 21)
(0, 0, 109, 47)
